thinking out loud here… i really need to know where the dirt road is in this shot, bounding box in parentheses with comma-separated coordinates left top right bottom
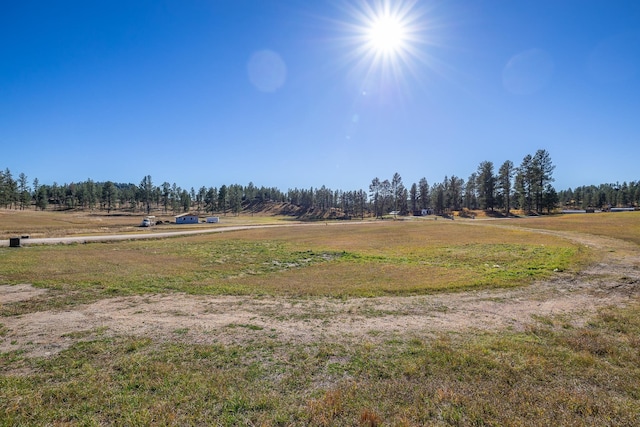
(0, 223, 312, 247)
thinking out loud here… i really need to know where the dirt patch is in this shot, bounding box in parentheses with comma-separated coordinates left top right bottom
(1, 227, 639, 359)
(0, 284, 48, 304)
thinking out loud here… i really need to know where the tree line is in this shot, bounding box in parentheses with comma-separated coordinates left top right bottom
(369, 149, 560, 217)
(558, 183, 640, 210)
(0, 171, 287, 215)
(1, 149, 638, 216)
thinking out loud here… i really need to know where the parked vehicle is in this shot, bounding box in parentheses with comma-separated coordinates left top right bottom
(140, 216, 156, 227)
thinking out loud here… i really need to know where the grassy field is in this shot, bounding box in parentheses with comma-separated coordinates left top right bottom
(0, 221, 588, 312)
(509, 211, 640, 246)
(1, 211, 639, 426)
(0, 208, 294, 240)
(3, 305, 640, 426)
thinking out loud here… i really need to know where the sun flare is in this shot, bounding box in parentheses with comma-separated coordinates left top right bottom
(340, 0, 426, 81)
(367, 14, 407, 54)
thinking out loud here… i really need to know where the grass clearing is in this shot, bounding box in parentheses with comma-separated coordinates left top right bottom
(1, 212, 638, 425)
(0, 209, 147, 239)
(0, 221, 588, 313)
(0, 208, 295, 240)
(511, 211, 640, 246)
(1, 303, 639, 425)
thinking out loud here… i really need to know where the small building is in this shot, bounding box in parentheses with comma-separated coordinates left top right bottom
(611, 207, 635, 212)
(175, 213, 199, 224)
(413, 209, 432, 216)
(206, 216, 219, 223)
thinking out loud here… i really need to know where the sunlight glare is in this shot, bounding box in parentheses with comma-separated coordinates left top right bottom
(340, 0, 427, 85)
(368, 14, 406, 54)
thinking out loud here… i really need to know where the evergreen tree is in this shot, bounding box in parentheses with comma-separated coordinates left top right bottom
(35, 185, 48, 211)
(205, 187, 217, 214)
(498, 160, 515, 216)
(543, 184, 559, 213)
(18, 172, 30, 210)
(218, 185, 228, 214)
(391, 172, 403, 216)
(86, 179, 97, 210)
(532, 149, 555, 213)
(140, 175, 154, 214)
(409, 183, 418, 213)
(32, 178, 40, 210)
(447, 175, 464, 211)
(418, 177, 429, 210)
(379, 179, 391, 216)
(369, 177, 381, 218)
(102, 181, 117, 213)
(477, 161, 496, 210)
(245, 182, 256, 203)
(180, 189, 191, 212)
(171, 183, 180, 213)
(0, 168, 17, 208)
(515, 154, 534, 213)
(229, 184, 243, 216)
(355, 189, 367, 219)
(464, 173, 478, 210)
(431, 182, 445, 215)
(197, 186, 207, 211)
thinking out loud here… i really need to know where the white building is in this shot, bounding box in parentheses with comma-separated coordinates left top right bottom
(175, 213, 199, 224)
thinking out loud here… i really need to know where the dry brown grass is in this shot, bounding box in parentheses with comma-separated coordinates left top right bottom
(1, 212, 639, 425)
(510, 211, 640, 245)
(0, 208, 297, 240)
(0, 209, 153, 239)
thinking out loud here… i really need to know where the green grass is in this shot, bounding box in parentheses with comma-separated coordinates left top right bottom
(0, 221, 588, 315)
(2, 304, 639, 426)
(1, 214, 639, 425)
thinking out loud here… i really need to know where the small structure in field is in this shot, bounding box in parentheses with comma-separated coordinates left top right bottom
(206, 216, 219, 223)
(412, 209, 432, 216)
(175, 213, 199, 224)
(610, 207, 635, 212)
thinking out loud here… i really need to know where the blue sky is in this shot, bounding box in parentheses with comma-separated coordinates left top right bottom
(1, 0, 639, 192)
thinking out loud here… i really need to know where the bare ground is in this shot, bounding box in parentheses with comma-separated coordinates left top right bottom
(1, 225, 639, 359)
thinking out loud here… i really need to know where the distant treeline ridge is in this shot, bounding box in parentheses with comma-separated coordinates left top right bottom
(1, 149, 638, 216)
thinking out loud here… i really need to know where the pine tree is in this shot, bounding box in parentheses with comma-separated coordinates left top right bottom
(418, 177, 429, 210)
(369, 178, 381, 218)
(498, 160, 515, 216)
(477, 161, 496, 211)
(532, 149, 555, 213)
(18, 173, 30, 210)
(409, 183, 418, 213)
(140, 175, 154, 214)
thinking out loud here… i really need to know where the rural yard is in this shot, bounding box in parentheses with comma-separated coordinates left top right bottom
(2, 227, 638, 358)
(1, 211, 639, 426)
(3, 1, 639, 425)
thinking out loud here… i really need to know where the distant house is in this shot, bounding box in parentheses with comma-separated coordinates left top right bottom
(206, 216, 219, 223)
(413, 209, 432, 216)
(175, 213, 199, 224)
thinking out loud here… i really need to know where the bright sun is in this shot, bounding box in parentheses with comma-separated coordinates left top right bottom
(367, 14, 407, 54)
(341, 0, 425, 78)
